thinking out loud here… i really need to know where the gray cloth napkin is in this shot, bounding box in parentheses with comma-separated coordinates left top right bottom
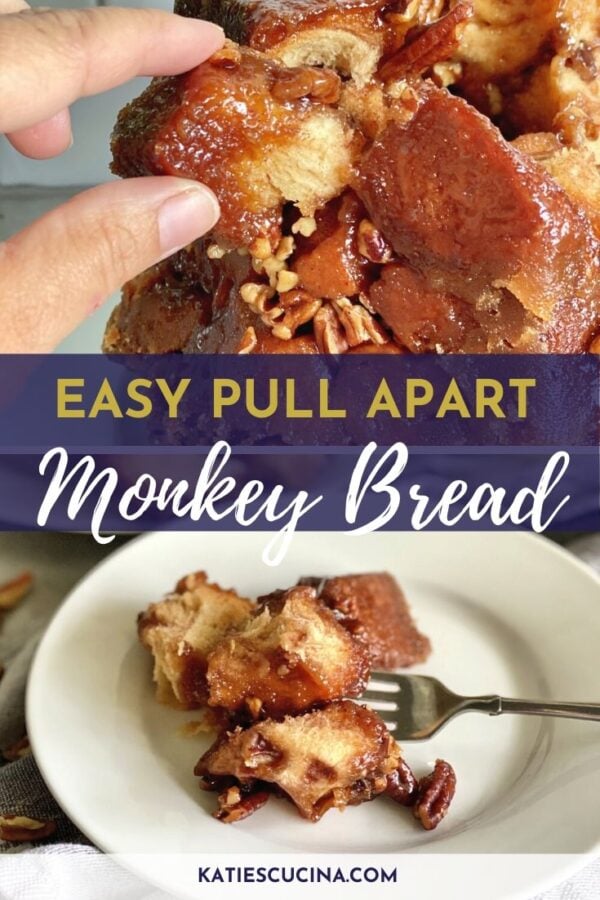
(0, 533, 598, 900)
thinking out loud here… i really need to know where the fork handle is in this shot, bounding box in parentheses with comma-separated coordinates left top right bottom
(466, 695, 600, 722)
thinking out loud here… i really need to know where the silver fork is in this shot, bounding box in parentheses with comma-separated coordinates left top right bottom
(363, 673, 600, 740)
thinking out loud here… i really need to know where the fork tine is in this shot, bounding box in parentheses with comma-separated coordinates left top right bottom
(368, 672, 402, 688)
(361, 689, 400, 705)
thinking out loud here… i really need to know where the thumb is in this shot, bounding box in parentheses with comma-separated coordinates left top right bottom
(0, 177, 220, 352)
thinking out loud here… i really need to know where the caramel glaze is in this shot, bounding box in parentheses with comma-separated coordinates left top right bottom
(292, 192, 375, 300)
(302, 572, 432, 669)
(176, 0, 408, 55)
(103, 247, 211, 354)
(111, 47, 343, 249)
(357, 87, 600, 352)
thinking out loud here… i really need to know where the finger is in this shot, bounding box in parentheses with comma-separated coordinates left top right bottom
(7, 108, 72, 159)
(0, 0, 29, 12)
(2, 0, 72, 159)
(0, 177, 220, 352)
(0, 8, 224, 133)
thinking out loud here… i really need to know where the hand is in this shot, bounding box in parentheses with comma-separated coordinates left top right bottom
(0, 3, 224, 351)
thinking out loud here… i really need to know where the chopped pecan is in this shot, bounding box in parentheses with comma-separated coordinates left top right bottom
(313, 304, 349, 354)
(275, 270, 299, 293)
(240, 282, 277, 317)
(271, 67, 341, 105)
(379, 2, 473, 81)
(413, 759, 456, 830)
(271, 290, 322, 340)
(245, 696, 263, 719)
(237, 326, 258, 355)
(291, 216, 317, 238)
(215, 787, 270, 823)
(306, 69, 342, 105)
(0, 815, 56, 843)
(244, 733, 284, 768)
(206, 243, 228, 260)
(403, 0, 448, 24)
(248, 237, 273, 260)
(386, 759, 418, 806)
(565, 45, 599, 84)
(263, 256, 286, 287)
(357, 220, 393, 264)
(0, 571, 34, 610)
(275, 236, 295, 261)
(334, 297, 388, 347)
(211, 42, 242, 70)
(432, 60, 462, 89)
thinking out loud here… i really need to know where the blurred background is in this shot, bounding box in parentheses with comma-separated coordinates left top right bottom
(0, 0, 171, 352)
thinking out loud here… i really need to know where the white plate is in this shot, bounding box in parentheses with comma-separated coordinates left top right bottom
(27, 532, 600, 899)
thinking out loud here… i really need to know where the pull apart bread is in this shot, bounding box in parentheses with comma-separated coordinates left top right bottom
(196, 700, 402, 822)
(106, 0, 600, 355)
(138, 571, 455, 829)
(137, 571, 253, 707)
(206, 585, 370, 718)
(300, 572, 431, 668)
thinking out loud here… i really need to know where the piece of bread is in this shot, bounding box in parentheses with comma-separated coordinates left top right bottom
(206, 585, 370, 718)
(358, 87, 600, 352)
(138, 571, 253, 708)
(196, 700, 401, 820)
(303, 573, 431, 669)
(111, 42, 355, 251)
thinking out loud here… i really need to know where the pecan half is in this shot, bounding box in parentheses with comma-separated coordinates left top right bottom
(334, 297, 388, 347)
(271, 67, 341, 105)
(2, 736, 31, 762)
(271, 290, 322, 340)
(0, 571, 33, 610)
(313, 304, 349, 353)
(413, 759, 456, 830)
(244, 733, 283, 768)
(0, 815, 56, 843)
(386, 759, 418, 806)
(215, 787, 270, 823)
(379, 2, 473, 81)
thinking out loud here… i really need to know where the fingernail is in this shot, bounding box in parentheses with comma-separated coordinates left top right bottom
(177, 17, 225, 41)
(158, 186, 221, 256)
